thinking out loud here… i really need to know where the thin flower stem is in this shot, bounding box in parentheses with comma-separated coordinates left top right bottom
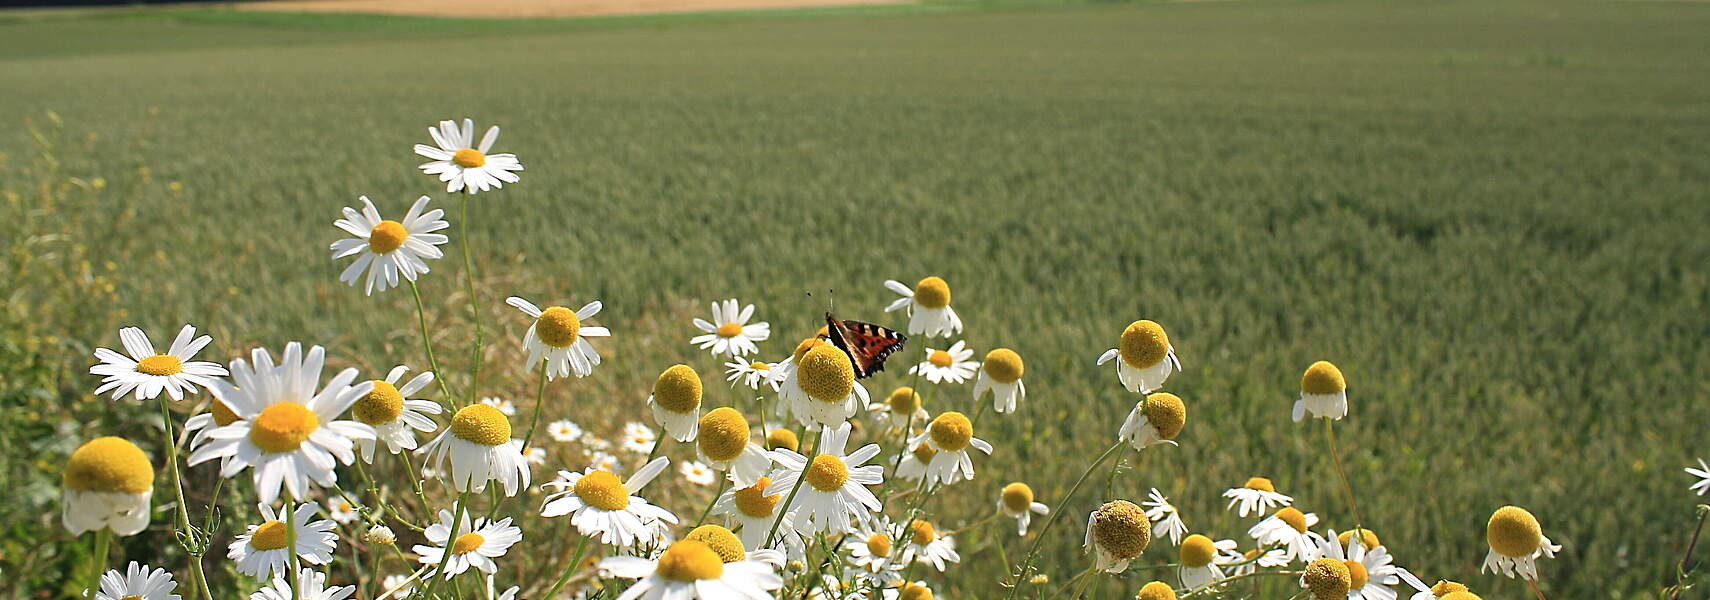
(1178, 569, 1303, 599)
(1324, 419, 1366, 532)
(1005, 440, 1126, 600)
(696, 476, 731, 526)
(393, 451, 432, 523)
(1673, 506, 1709, 600)
(89, 528, 110, 598)
(541, 536, 592, 600)
(458, 196, 483, 406)
(287, 496, 301, 600)
(201, 476, 225, 540)
(644, 425, 670, 465)
(409, 279, 458, 408)
(1527, 577, 1549, 600)
(422, 490, 471, 599)
(156, 397, 213, 600)
(765, 431, 819, 548)
(520, 366, 551, 451)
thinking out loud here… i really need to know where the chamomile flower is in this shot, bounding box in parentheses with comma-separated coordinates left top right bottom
(622, 422, 658, 454)
(999, 483, 1050, 536)
(1319, 529, 1401, 600)
(907, 411, 993, 486)
(784, 343, 870, 429)
(901, 519, 961, 571)
(414, 118, 523, 194)
(1396, 569, 1474, 600)
(351, 366, 442, 463)
(882, 582, 937, 600)
(1302, 559, 1352, 600)
(1221, 545, 1290, 577)
(711, 476, 789, 550)
(251, 567, 355, 600)
(1084, 500, 1153, 573)
(973, 348, 1026, 414)
(696, 407, 772, 487)
(326, 496, 359, 524)
(417, 403, 532, 496)
(1119, 392, 1187, 450)
(227, 502, 338, 578)
(1295, 360, 1349, 421)
(412, 509, 523, 579)
(91, 325, 227, 401)
(480, 396, 517, 416)
(1481, 506, 1561, 581)
(895, 441, 936, 482)
(184, 394, 244, 449)
(522, 442, 547, 466)
(909, 340, 978, 384)
(685, 523, 786, 567)
(867, 386, 928, 433)
(847, 518, 907, 582)
(692, 299, 771, 357)
(62, 437, 153, 536)
(768, 422, 884, 534)
(648, 365, 703, 443)
(1248, 507, 1326, 562)
(725, 357, 787, 392)
(764, 428, 799, 452)
(599, 539, 784, 600)
(589, 451, 623, 473)
(94, 562, 179, 600)
(541, 457, 678, 547)
(884, 277, 963, 338)
(1136, 581, 1177, 600)
(1096, 320, 1181, 394)
(1143, 488, 1188, 546)
(1178, 534, 1235, 590)
(1688, 458, 1710, 495)
(186, 343, 375, 504)
(548, 420, 584, 443)
(330, 195, 449, 295)
(682, 461, 717, 486)
(506, 296, 610, 381)
(1223, 477, 1294, 518)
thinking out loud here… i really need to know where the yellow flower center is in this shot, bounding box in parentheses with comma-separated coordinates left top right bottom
(982, 348, 1024, 383)
(249, 520, 290, 551)
(1276, 507, 1309, 533)
(212, 399, 241, 426)
(353, 380, 404, 425)
(685, 524, 746, 563)
(913, 276, 952, 309)
(655, 540, 724, 582)
(452, 148, 486, 168)
(911, 443, 937, 463)
(733, 477, 781, 518)
(535, 306, 582, 348)
(1001, 482, 1034, 513)
(866, 533, 893, 557)
(1487, 506, 1543, 558)
(1303, 558, 1351, 600)
(250, 402, 320, 453)
(899, 582, 933, 600)
(910, 520, 937, 545)
(136, 354, 183, 376)
(1301, 361, 1347, 395)
(765, 429, 798, 452)
(573, 470, 630, 511)
(119, 596, 144, 600)
(1439, 593, 1483, 600)
(1244, 548, 1264, 559)
(368, 220, 408, 254)
(1179, 534, 1216, 568)
(888, 387, 922, 415)
(1137, 581, 1178, 600)
(63, 436, 154, 493)
(751, 361, 770, 371)
(1431, 581, 1471, 596)
(653, 365, 702, 414)
(717, 322, 744, 338)
(450, 404, 511, 446)
(1090, 500, 1152, 559)
(1140, 393, 1187, 440)
(792, 337, 827, 363)
(928, 411, 973, 452)
(1243, 477, 1275, 492)
(1345, 559, 1369, 590)
(797, 345, 855, 403)
(1338, 528, 1381, 550)
(928, 350, 953, 367)
(805, 454, 849, 491)
(697, 407, 749, 462)
(452, 532, 484, 554)
(1118, 320, 1171, 369)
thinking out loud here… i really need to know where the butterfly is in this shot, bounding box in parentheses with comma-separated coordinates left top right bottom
(822, 312, 908, 379)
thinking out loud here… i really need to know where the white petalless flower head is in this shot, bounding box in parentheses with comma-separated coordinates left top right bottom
(541, 457, 679, 548)
(95, 562, 180, 600)
(507, 297, 609, 381)
(1481, 506, 1561, 581)
(330, 195, 449, 295)
(412, 509, 523, 579)
(908, 340, 979, 385)
(91, 325, 227, 401)
(1294, 361, 1349, 422)
(692, 298, 771, 357)
(351, 365, 443, 464)
(883, 277, 963, 338)
(250, 567, 356, 600)
(973, 348, 1026, 414)
(414, 119, 523, 194)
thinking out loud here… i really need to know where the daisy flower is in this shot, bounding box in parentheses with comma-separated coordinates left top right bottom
(363, 525, 396, 546)
(548, 420, 584, 443)
(1220, 544, 1290, 577)
(906, 411, 993, 486)
(783, 342, 870, 429)
(1481, 505, 1561, 581)
(711, 476, 799, 552)
(1295, 361, 1349, 422)
(541, 457, 678, 547)
(1119, 392, 1187, 450)
(1224, 477, 1294, 518)
(1178, 534, 1235, 590)
(908, 340, 978, 384)
(414, 118, 523, 194)
(692, 299, 771, 357)
(999, 482, 1050, 536)
(1396, 569, 1474, 600)
(901, 520, 961, 572)
(695, 407, 773, 487)
(480, 396, 517, 416)
(1688, 458, 1710, 495)
(251, 567, 356, 600)
(351, 366, 442, 463)
(330, 195, 449, 295)
(883, 276, 963, 338)
(94, 562, 179, 600)
(768, 422, 884, 534)
(418, 403, 531, 496)
(599, 539, 783, 600)
(506, 296, 610, 381)
(648, 365, 703, 443)
(1318, 529, 1400, 600)
(62, 437, 153, 536)
(973, 348, 1026, 414)
(522, 442, 547, 466)
(412, 509, 523, 579)
(1096, 320, 1181, 394)
(1248, 507, 1326, 563)
(186, 343, 375, 504)
(622, 421, 658, 454)
(846, 518, 907, 583)
(326, 496, 359, 524)
(227, 501, 338, 578)
(1136, 582, 1176, 600)
(681, 461, 717, 486)
(91, 324, 227, 401)
(881, 582, 936, 600)
(685, 524, 787, 567)
(1143, 488, 1188, 546)
(589, 451, 623, 473)
(1302, 559, 1353, 600)
(894, 441, 936, 482)
(764, 427, 799, 452)
(1084, 500, 1153, 573)
(724, 357, 787, 392)
(867, 386, 928, 433)
(184, 394, 244, 449)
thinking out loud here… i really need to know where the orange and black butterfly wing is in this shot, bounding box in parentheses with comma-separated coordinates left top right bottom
(824, 312, 908, 379)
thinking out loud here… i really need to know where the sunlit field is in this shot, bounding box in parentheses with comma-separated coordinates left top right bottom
(4, 1, 1710, 599)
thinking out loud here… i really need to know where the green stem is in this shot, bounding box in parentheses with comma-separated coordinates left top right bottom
(696, 476, 731, 526)
(520, 366, 550, 451)
(541, 536, 593, 600)
(644, 425, 669, 465)
(89, 529, 110, 598)
(287, 497, 301, 600)
(764, 431, 820, 547)
(1324, 419, 1365, 532)
(1005, 441, 1126, 599)
(409, 278, 458, 409)
(458, 196, 483, 406)
(394, 451, 432, 520)
(156, 397, 212, 600)
(422, 491, 471, 598)
(1178, 569, 1302, 599)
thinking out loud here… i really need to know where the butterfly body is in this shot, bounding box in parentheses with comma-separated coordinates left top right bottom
(823, 312, 907, 379)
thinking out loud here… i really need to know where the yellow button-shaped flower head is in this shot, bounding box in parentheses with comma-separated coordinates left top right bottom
(1338, 528, 1381, 550)
(1091, 500, 1152, 560)
(899, 582, 933, 600)
(765, 428, 798, 452)
(653, 365, 703, 414)
(733, 477, 780, 518)
(685, 524, 746, 563)
(535, 306, 581, 348)
(64, 437, 153, 494)
(1244, 477, 1275, 492)
(250, 402, 320, 453)
(697, 408, 749, 462)
(1487, 506, 1543, 558)
(450, 403, 511, 446)
(353, 380, 404, 426)
(1136, 581, 1177, 600)
(1141, 393, 1186, 440)
(1303, 558, 1351, 600)
(1301, 361, 1346, 395)
(913, 276, 951, 309)
(1179, 534, 1216, 568)
(655, 540, 724, 582)
(1001, 482, 1034, 513)
(368, 220, 409, 254)
(1119, 321, 1170, 368)
(889, 386, 922, 415)
(928, 411, 974, 452)
(805, 454, 849, 491)
(797, 345, 854, 403)
(983, 348, 1024, 384)
(574, 470, 630, 511)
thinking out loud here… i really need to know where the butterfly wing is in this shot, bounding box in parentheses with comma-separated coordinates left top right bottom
(824, 312, 908, 379)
